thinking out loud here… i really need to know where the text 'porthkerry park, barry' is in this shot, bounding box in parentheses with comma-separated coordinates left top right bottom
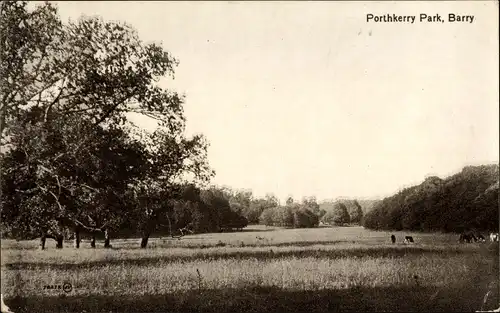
(366, 13, 475, 24)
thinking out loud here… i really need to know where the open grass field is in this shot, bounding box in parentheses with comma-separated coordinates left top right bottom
(1, 225, 498, 312)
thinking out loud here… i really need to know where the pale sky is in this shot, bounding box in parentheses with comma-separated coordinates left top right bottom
(52, 1, 499, 203)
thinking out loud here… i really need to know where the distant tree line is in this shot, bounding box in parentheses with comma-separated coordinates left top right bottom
(319, 199, 364, 226)
(255, 196, 367, 228)
(258, 196, 320, 228)
(363, 165, 499, 233)
(116, 185, 249, 245)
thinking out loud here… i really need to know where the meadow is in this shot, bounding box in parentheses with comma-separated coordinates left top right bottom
(1, 225, 498, 312)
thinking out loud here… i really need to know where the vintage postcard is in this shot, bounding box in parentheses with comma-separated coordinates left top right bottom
(1, 1, 498, 312)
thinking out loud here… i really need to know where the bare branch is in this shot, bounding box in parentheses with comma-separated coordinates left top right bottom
(61, 107, 95, 115)
(78, 183, 99, 192)
(55, 174, 61, 196)
(47, 189, 62, 211)
(25, 77, 65, 104)
(36, 181, 64, 215)
(14, 187, 41, 194)
(43, 78, 66, 123)
(37, 164, 54, 175)
(73, 219, 106, 233)
(92, 88, 137, 128)
(31, 48, 48, 85)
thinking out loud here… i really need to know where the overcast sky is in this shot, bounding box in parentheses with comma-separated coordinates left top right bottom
(52, 1, 499, 203)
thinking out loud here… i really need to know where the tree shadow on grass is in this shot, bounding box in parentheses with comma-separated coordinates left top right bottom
(221, 228, 277, 233)
(115, 239, 354, 249)
(4, 284, 498, 313)
(4, 245, 470, 271)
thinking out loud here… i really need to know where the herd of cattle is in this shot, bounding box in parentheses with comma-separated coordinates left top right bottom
(458, 232, 499, 243)
(389, 232, 499, 244)
(390, 235, 415, 244)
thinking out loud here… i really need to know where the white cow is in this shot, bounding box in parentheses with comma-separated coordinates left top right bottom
(1, 294, 14, 313)
(490, 233, 499, 242)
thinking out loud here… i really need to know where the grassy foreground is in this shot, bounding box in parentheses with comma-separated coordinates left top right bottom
(1, 226, 498, 312)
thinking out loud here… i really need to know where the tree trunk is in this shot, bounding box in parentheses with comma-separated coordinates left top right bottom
(73, 228, 80, 248)
(103, 229, 111, 248)
(39, 235, 46, 250)
(55, 236, 63, 249)
(167, 215, 173, 238)
(140, 233, 150, 248)
(0, 100, 7, 138)
(90, 235, 96, 248)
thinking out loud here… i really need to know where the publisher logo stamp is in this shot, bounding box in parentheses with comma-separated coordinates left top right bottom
(43, 283, 73, 293)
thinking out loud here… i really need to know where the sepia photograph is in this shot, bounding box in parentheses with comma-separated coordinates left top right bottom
(1, 1, 499, 312)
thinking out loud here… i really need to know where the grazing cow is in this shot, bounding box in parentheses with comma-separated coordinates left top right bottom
(470, 233, 478, 242)
(459, 233, 465, 243)
(459, 233, 473, 243)
(490, 233, 499, 242)
(391, 234, 396, 244)
(460, 232, 484, 243)
(404, 236, 414, 244)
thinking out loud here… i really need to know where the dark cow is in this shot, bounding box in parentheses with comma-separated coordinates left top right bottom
(404, 236, 414, 243)
(477, 234, 486, 242)
(391, 234, 396, 244)
(459, 233, 474, 243)
(470, 233, 478, 242)
(459, 233, 468, 243)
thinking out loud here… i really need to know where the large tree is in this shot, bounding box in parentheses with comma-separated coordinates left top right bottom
(344, 200, 363, 224)
(245, 194, 278, 224)
(301, 196, 320, 216)
(0, 1, 214, 248)
(321, 202, 350, 226)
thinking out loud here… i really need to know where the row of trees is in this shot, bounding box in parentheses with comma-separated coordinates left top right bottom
(319, 199, 364, 226)
(363, 165, 499, 233)
(118, 184, 250, 248)
(256, 197, 365, 228)
(211, 188, 280, 225)
(259, 207, 319, 228)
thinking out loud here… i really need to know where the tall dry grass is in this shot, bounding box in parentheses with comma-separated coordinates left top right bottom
(1, 226, 498, 312)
